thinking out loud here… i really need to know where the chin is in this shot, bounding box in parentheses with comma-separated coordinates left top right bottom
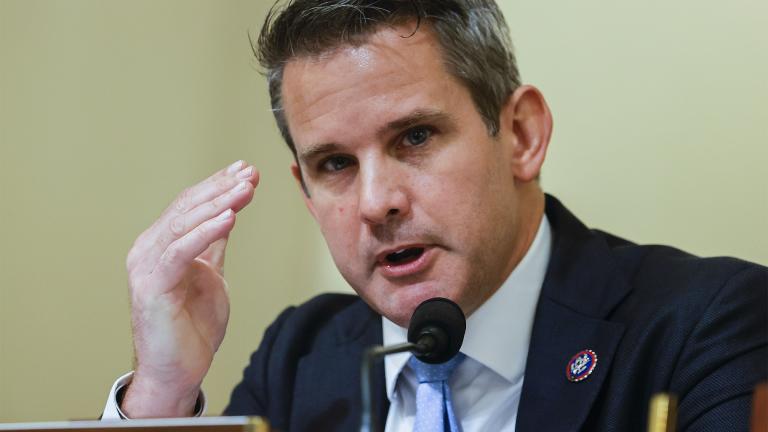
(369, 281, 460, 328)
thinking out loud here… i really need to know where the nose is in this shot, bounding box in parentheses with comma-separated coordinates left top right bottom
(358, 157, 410, 226)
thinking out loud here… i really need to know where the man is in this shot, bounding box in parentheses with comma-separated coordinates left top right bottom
(103, 1, 767, 431)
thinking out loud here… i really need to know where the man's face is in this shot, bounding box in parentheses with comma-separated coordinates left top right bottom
(282, 25, 528, 327)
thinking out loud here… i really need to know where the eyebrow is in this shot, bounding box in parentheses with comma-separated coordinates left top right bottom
(298, 142, 341, 166)
(297, 109, 453, 165)
(377, 109, 452, 137)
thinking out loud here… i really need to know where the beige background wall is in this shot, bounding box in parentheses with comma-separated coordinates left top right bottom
(0, 0, 765, 422)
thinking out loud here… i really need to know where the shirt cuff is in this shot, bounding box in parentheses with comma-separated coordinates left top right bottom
(102, 371, 206, 419)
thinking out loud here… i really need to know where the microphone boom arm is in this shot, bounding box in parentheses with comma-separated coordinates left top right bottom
(359, 334, 444, 432)
(360, 342, 415, 432)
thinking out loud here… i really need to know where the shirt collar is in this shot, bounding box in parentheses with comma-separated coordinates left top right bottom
(382, 214, 552, 400)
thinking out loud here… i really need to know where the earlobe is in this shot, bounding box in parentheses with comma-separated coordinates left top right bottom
(291, 163, 318, 220)
(500, 85, 553, 182)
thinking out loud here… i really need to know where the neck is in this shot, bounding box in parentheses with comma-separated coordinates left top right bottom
(464, 184, 545, 318)
(512, 185, 546, 271)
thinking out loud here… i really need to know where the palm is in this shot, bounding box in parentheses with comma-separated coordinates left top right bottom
(133, 241, 231, 386)
(179, 257, 230, 358)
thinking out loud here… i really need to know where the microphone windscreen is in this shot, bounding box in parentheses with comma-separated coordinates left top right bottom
(407, 297, 466, 363)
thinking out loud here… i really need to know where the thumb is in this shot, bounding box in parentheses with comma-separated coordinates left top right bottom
(200, 237, 229, 274)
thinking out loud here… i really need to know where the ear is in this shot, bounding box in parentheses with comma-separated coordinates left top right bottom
(498, 85, 553, 182)
(291, 162, 318, 220)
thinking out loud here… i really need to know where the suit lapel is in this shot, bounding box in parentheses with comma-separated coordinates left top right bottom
(290, 300, 389, 431)
(515, 297, 625, 431)
(516, 196, 631, 432)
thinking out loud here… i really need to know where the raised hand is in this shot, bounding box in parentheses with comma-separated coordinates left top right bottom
(122, 160, 258, 417)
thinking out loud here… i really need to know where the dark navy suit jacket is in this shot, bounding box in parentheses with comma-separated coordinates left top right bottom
(223, 196, 767, 431)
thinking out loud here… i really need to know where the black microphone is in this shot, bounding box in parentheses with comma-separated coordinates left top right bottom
(408, 297, 466, 364)
(360, 297, 466, 432)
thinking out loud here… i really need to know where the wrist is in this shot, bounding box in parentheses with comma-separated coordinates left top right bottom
(122, 373, 201, 418)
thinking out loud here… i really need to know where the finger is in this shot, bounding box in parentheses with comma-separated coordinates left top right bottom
(154, 165, 258, 239)
(162, 162, 258, 219)
(128, 161, 243, 270)
(137, 180, 255, 275)
(129, 164, 259, 274)
(149, 209, 236, 294)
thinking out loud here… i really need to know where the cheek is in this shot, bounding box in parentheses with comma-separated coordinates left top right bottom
(313, 190, 353, 227)
(315, 203, 360, 266)
(417, 151, 511, 244)
(419, 153, 496, 209)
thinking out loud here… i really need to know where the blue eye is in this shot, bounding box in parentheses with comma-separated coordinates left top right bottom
(405, 127, 432, 146)
(321, 155, 353, 172)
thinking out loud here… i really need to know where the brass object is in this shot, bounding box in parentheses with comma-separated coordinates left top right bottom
(245, 417, 270, 432)
(647, 393, 677, 432)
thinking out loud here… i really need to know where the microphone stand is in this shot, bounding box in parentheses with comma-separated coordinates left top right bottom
(359, 297, 464, 432)
(359, 339, 434, 432)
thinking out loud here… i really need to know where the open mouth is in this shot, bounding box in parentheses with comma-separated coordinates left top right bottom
(376, 245, 433, 278)
(384, 247, 425, 266)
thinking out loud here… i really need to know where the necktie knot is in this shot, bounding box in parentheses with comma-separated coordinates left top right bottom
(408, 353, 466, 432)
(408, 352, 466, 383)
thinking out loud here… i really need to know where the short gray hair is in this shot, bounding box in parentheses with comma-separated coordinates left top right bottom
(254, 0, 521, 158)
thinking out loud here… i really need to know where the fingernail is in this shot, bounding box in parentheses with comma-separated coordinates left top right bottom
(236, 166, 254, 179)
(215, 209, 233, 222)
(226, 160, 244, 174)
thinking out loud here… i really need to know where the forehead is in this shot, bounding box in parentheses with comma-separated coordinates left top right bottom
(280, 24, 470, 152)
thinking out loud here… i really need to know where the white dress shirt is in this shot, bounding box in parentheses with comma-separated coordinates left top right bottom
(101, 372, 207, 419)
(104, 216, 551, 426)
(383, 215, 552, 432)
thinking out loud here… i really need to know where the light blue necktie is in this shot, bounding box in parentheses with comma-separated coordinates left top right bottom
(408, 353, 466, 432)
